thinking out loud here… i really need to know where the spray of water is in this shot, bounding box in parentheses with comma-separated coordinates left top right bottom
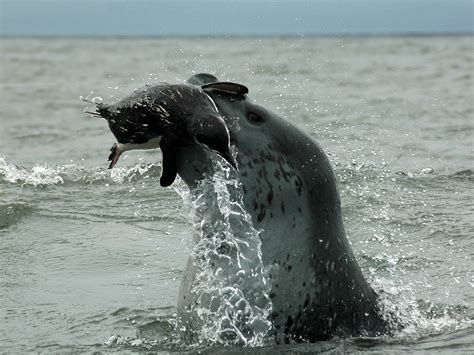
(0, 157, 158, 186)
(175, 161, 274, 346)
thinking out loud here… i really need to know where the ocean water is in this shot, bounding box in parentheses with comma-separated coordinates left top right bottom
(0, 36, 473, 353)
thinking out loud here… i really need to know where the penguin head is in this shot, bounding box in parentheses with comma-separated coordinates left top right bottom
(95, 102, 154, 144)
(191, 112, 237, 170)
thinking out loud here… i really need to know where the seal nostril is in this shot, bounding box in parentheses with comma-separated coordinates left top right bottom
(248, 112, 264, 124)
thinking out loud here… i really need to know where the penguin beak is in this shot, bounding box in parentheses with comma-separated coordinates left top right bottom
(108, 143, 122, 169)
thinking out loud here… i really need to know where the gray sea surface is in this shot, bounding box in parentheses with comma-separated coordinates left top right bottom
(0, 36, 473, 353)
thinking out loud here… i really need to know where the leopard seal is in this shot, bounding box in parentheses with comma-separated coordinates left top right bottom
(174, 73, 389, 343)
(88, 73, 389, 343)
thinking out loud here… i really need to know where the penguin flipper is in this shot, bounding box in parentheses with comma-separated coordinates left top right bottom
(159, 137, 178, 187)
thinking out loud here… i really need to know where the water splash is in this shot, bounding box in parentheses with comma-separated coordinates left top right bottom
(175, 161, 274, 346)
(0, 157, 64, 186)
(0, 157, 159, 186)
(373, 277, 473, 341)
(105, 335, 155, 351)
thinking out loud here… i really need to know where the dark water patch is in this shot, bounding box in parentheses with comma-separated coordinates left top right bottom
(67, 312, 110, 331)
(33, 208, 180, 226)
(0, 203, 34, 230)
(13, 130, 69, 144)
(109, 306, 175, 326)
(32, 207, 143, 224)
(452, 169, 473, 178)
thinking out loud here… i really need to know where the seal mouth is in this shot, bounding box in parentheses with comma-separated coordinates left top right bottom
(108, 143, 122, 169)
(220, 151, 238, 170)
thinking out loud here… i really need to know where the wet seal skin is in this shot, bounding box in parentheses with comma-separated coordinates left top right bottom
(175, 73, 391, 344)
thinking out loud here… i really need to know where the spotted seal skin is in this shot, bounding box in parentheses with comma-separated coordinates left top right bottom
(175, 74, 389, 343)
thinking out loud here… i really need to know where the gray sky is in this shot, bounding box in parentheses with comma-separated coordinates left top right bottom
(1, 0, 473, 36)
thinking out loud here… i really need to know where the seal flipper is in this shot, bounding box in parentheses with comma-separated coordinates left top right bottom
(201, 82, 249, 95)
(186, 73, 219, 86)
(186, 73, 248, 95)
(159, 136, 178, 187)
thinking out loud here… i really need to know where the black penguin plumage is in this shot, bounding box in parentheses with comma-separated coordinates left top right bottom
(95, 83, 237, 187)
(97, 84, 215, 145)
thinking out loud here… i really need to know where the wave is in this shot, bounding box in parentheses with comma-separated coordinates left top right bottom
(0, 157, 161, 187)
(2, 155, 469, 189)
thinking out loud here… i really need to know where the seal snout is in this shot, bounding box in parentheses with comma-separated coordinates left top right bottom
(192, 113, 238, 170)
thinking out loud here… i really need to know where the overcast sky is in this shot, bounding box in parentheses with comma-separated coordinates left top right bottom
(0, 0, 473, 36)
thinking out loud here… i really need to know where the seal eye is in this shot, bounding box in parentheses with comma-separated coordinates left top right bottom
(248, 112, 263, 124)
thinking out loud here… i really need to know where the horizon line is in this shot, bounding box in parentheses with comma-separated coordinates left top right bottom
(1, 31, 473, 40)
